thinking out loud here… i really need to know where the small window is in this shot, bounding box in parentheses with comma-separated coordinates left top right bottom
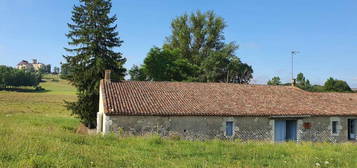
(332, 121, 338, 134)
(226, 121, 234, 136)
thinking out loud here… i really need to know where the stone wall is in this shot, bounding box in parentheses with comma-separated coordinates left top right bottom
(106, 116, 272, 141)
(298, 116, 355, 142)
(102, 115, 357, 142)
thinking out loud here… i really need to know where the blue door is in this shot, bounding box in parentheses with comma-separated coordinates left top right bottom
(348, 119, 357, 140)
(274, 120, 286, 142)
(274, 120, 297, 142)
(286, 120, 297, 141)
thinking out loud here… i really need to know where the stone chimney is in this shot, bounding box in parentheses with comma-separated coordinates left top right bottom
(291, 79, 296, 87)
(104, 70, 111, 82)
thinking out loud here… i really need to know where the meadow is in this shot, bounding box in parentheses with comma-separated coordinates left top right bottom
(0, 79, 357, 168)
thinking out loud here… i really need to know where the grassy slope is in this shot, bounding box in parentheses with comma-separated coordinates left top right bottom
(0, 80, 357, 168)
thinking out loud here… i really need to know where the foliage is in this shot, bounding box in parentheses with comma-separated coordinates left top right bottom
(165, 10, 226, 65)
(267, 73, 353, 93)
(296, 73, 312, 90)
(128, 65, 147, 81)
(226, 57, 253, 84)
(267, 76, 282, 85)
(143, 47, 179, 81)
(144, 47, 198, 81)
(53, 66, 60, 74)
(129, 47, 199, 82)
(38, 64, 51, 74)
(63, 0, 126, 127)
(324, 77, 352, 92)
(45, 64, 51, 73)
(0, 66, 41, 89)
(130, 11, 253, 84)
(310, 85, 326, 92)
(60, 63, 71, 79)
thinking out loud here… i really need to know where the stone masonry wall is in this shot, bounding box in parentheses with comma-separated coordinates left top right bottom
(107, 116, 273, 141)
(104, 115, 357, 142)
(299, 116, 356, 142)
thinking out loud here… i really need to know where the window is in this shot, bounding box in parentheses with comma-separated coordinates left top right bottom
(226, 121, 234, 136)
(332, 121, 338, 134)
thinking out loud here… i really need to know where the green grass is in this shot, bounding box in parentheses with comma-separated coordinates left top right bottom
(1, 80, 357, 167)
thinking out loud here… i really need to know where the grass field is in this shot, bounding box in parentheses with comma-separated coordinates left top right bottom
(1, 80, 357, 168)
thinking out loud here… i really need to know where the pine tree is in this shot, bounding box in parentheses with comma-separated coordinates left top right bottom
(64, 0, 126, 127)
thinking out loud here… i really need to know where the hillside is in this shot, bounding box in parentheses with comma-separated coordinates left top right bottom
(0, 80, 357, 167)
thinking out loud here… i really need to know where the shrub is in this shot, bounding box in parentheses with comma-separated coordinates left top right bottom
(0, 66, 41, 89)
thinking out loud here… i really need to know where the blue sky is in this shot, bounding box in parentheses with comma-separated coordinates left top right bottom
(0, 0, 356, 87)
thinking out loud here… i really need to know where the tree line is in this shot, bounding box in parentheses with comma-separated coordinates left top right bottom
(0, 66, 41, 89)
(267, 73, 353, 92)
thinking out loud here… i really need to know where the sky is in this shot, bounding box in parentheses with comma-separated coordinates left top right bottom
(0, 0, 356, 87)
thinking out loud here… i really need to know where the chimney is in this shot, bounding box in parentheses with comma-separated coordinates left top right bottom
(104, 70, 111, 82)
(32, 59, 37, 64)
(291, 79, 296, 87)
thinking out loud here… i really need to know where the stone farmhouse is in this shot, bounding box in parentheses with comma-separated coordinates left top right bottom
(97, 71, 357, 142)
(16, 59, 44, 71)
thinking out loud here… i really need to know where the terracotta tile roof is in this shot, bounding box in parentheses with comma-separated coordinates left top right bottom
(101, 80, 357, 116)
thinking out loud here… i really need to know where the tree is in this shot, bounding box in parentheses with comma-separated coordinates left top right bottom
(267, 76, 281, 85)
(132, 11, 253, 84)
(53, 66, 60, 74)
(45, 64, 51, 73)
(63, 0, 126, 127)
(39, 66, 47, 74)
(227, 58, 253, 84)
(129, 65, 147, 81)
(142, 47, 198, 81)
(165, 11, 226, 65)
(296, 73, 312, 90)
(310, 85, 325, 92)
(324, 77, 352, 92)
(60, 63, 71, 79)
(0, 66, 41, 89)
(39, 64, 51, 74)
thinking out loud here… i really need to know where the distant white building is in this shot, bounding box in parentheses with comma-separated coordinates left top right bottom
(16, 59, 44, 71)
(16, 60, 32, 70)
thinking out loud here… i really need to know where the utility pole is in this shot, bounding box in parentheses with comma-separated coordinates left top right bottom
(291, 51, 299, 86)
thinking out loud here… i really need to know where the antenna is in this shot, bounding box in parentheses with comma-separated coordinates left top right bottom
(291, 50, 300, 85)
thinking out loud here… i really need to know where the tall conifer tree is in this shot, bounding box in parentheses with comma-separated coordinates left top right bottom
(64, 0, 126, 127)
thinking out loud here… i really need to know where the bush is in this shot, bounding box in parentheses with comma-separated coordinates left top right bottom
(0, 66, 41, 89)
(324, 77, 352, 92)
